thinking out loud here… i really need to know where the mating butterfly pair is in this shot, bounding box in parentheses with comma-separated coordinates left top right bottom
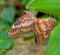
(8, 11, 55, 44)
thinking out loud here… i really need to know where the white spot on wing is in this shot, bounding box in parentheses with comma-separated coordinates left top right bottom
(44, 32, 48, 38)
(20, 21, 33, 26)
(12, 24, 21, 28)
(40, 23, 47, 31)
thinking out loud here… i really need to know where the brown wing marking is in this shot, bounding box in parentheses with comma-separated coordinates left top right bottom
(21, 28, 33, 33)
(33, 22, 43, 34)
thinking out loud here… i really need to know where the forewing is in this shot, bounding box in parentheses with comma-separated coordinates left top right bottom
(8, 11, 36, 38)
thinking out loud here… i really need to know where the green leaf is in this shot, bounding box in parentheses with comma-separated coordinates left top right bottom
(29, 8, 38, 15)
(45, 22, 60, 55)
(0, 49, 6, 53)
(0, 38, 13, 49)
(22, 32, 34, 39)
(7, 53, 14, 55)
(0, 0, 5, 5)
(56, 16, 60, 19)
(0, 19, 11, 39)
(0, 30, 8, 39)
(26, 0, 60, 16)
(42, 35, 50, 45)
(0, 51, 3, 55)
(1, 7, 16, 23)
(20, 0, 31, 6)
(0, 19, 11, 32)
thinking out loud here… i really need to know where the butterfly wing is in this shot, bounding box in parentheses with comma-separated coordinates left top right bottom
(33, 22, 44, 44)
(34, 17, 55, 44)
(8, 11, 36, 38)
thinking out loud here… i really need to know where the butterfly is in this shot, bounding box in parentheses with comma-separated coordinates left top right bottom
(8, 11, 56, 44)
(34, 17, 56, 44)
(8, 11, 37, 38)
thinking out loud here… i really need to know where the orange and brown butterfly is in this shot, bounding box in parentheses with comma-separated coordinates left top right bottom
(8, 11, 37, 38)
(8, 11, 56, 44)
(34, 17, 56, 44)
